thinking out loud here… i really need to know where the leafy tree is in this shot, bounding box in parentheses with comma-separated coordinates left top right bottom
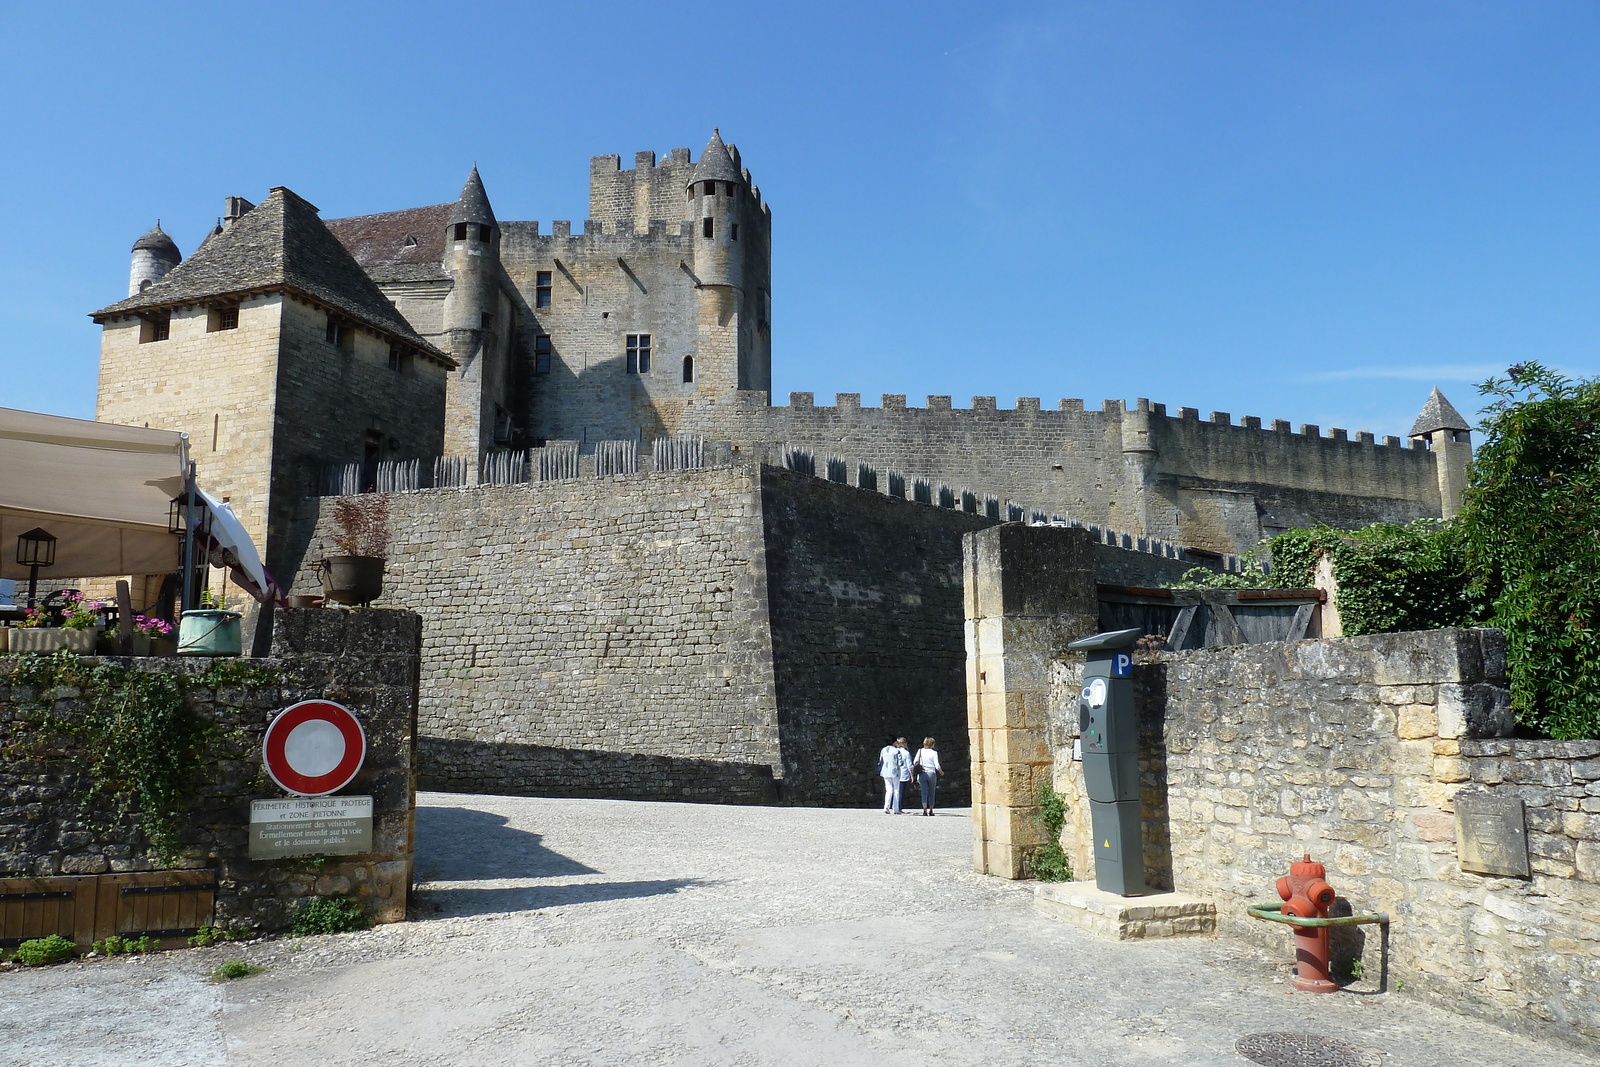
(1459, 362, 1600, 739)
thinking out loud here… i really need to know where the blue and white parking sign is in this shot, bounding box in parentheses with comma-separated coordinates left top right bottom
(1111, 652, 1133, 677)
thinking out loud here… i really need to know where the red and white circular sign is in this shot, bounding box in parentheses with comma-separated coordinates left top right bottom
(262, 701, 367, 796)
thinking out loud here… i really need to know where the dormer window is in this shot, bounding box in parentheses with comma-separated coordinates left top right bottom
(138, 313, 170, 343)
(454, 223, 468, 241)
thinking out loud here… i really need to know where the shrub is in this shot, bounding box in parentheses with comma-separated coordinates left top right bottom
(212, 960, 263, 981)
(1268, 521, 1482, 637)
(291, 895, 371, 936)
(92, 934, 157, 956)
(12, 935, 76, 966)
(188, 925, 247, 948)
(329, 495, 391, 558)
(1024, 781, 1073, 882)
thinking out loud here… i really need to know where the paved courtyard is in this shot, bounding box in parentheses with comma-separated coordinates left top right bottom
(1, 793, 1594, 1066)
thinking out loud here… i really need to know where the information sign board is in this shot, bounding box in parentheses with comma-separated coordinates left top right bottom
(249, 796, 373, 860)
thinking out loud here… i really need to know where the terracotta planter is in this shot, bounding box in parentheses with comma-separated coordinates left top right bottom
(10, 628, 96, 654)
(320, 555, 385, 606)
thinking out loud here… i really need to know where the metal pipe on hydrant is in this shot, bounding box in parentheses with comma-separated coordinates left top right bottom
(1276, 853, 1338, 993)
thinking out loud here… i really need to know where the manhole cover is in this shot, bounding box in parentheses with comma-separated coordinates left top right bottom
(1235, 1032, 1383, 1067)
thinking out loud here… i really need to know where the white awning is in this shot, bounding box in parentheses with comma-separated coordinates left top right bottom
(0, 407, 188, 581)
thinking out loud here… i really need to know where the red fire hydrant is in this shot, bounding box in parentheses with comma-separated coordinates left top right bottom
(1276, 854, 1338, 993)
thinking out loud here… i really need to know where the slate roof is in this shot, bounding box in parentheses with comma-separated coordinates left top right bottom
(325, 203, 452, 284)
(1410, 388, 1471, 436)
(131, 224, 180, 259)
(690, 129, 740, 185)
(92, 187, 453, 367)
(448, 166, 496, 227)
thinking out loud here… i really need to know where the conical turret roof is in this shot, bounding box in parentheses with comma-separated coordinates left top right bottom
(1410, 387, 1471, 436)
(92, 187, 452, 366)
(448, 166, 496, 227)
(690, 129, 740, 185)
(131, 223, 180, 260)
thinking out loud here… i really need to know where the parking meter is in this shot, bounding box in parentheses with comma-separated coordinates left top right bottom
(1067, 626, 1146, 896)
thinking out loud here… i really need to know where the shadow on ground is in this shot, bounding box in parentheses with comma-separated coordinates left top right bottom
(415, 806, 598, 880)
(418, 878, 711, 918)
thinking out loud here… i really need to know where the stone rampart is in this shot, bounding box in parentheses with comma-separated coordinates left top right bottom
(681, 393, 1445, 554)
(0, 609, 421, 934)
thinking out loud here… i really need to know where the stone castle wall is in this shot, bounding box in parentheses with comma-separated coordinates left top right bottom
(291, 465, 787, 802)
(682, 394, 1445, 554)
(292, 464, 1134, 805)
(1047, 630, 1600, 1049)
(0, 609, 421, 933)
(759, 467, 990, 805)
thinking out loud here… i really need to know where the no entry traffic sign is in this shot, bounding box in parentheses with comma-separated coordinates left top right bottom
(262, 700, 367, 796)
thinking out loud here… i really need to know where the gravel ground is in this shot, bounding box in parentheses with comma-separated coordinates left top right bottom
(1, 792, 1594, 1066)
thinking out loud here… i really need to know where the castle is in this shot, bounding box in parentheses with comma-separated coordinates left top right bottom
(87, 131, 1474, 802)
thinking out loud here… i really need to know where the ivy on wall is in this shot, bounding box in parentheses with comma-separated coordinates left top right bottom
(3, 652, 283, 863)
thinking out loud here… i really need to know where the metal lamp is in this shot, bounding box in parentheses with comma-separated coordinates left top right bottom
(15, 527, 57, 610)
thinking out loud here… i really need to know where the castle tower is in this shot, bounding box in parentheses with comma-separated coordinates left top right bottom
(1409, 387, 1472, 518)
(440, 166, 507, 465)
(128, 224, 180, 296)
(685, 129, 771, 400)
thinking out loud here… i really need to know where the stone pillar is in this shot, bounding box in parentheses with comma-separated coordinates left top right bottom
(965, 524, 1099, 878)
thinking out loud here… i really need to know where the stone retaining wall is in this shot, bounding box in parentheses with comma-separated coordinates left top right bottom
(0, 609, 420, 933)
(1048, 629, 1600, 1049)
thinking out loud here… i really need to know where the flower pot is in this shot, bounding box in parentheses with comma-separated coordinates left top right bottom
(150, 637, 177, 657)
(320, 555, 384, 606)
(289, 594, 325, 609)
(177, 610, 242, 657)
(11, 628, 96, 654)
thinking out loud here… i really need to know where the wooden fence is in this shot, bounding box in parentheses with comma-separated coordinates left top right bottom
(0, 869, 215, 947)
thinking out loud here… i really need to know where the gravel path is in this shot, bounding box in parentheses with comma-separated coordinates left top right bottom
(1, 792, 1594, 1066)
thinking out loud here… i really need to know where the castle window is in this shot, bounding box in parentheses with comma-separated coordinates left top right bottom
(536, 271, 552, 308)
(207, 305, 239, 332)
(481, 312, 494, 329)
(723, 182, 734, 196)
(626, 334, 651, 375)
(326, 316, 353, 351)
(702, 217, 714, 238)
(534, 335, 552, 374)
(478, 223, 494, 242)
(731, 223, 738, 241)
(388, 344, 412, 373)
(139, 314, 170, 343)
(682, 355, 694, 384)
(454, 223, 468, 241)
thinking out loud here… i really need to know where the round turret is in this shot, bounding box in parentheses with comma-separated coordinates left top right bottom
(128, 223, 181, 296)
(688, 130, 743, 287)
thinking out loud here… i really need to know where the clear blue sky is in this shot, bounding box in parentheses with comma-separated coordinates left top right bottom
(2, 1, 1596, 439)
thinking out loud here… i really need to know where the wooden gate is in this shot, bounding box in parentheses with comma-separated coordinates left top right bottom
(1097, 584, 1324, 650)
(0, 870, 215, 946)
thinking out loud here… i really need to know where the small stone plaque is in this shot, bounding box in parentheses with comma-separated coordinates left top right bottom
(250, 796, 373, 860)
(1455, 794, 1529, 878)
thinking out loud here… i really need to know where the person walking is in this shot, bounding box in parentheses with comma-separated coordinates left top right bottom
(877, 736, 904, 814)
(895, 737, 914, 813)
(914, 737, 943, 815)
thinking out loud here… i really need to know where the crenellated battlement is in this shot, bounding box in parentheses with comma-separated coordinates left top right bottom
(764, 392, 1418, 451)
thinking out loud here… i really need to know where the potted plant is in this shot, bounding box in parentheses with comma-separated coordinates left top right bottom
(320, 494, 389, 606)
(11, 594, 100, 654)
(134, 615, 176, 656)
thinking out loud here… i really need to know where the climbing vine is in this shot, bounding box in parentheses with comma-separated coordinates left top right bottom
(3, 651, 284, 863)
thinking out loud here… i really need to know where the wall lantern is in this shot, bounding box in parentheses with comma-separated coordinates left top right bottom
(15, 527, 57, 610)
(168, 488, 212, 538)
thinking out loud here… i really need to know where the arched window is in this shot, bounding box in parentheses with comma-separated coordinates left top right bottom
(682, 355, 694, 384)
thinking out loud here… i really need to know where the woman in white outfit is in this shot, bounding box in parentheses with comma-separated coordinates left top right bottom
(914, 737, 943, 815)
